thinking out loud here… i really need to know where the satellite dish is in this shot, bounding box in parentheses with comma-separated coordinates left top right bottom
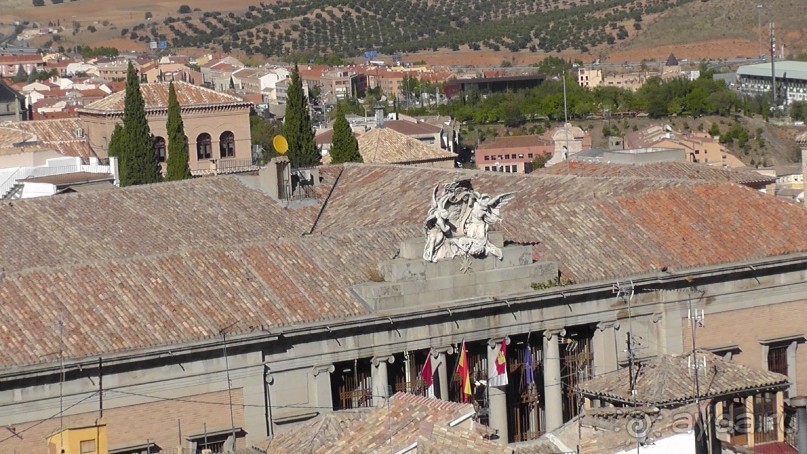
(272, 135, 288, 155)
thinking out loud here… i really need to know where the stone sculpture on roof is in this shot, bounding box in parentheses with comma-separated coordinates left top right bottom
(423, 179, 516, 262)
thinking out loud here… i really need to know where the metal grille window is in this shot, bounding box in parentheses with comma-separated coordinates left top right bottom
(767, 345, 788, 377)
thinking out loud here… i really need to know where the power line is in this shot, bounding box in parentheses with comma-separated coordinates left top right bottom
(0, 392, 99, 445)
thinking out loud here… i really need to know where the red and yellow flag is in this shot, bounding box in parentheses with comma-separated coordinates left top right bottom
(457, 340, 472, 402)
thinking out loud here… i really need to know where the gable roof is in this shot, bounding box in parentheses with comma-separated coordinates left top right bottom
(577, 350, 789, 406)
(259, 409, 372, 453)
(384, 119, 441, 136)
(0, 80, 24, 103)
(515, 403, 705, 454)
(4, 165, 807, 367)
(261, 393, 488, 454)
(356, 127, 455, 164)
(3, 118, 95, 159)
(78, 81, 250, 114)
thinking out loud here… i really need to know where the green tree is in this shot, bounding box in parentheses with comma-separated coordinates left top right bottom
(708, 122, 721, 138)
(108, 123, 126, 180)
(12, 65, 28, 83)
(282, 65, 320, 167)
(110, 62, 160, 186)
(250, 114, 282, 164)
(164, 82, 191, 181)
(531, 153, 550, 169)
(329, 109, 361, 164)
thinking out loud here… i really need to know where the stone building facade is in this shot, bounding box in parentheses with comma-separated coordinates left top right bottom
(1, 164, 807, 452)
(77, 81, 253, 175)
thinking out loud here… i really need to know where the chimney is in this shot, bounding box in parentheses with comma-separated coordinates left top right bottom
(374, 102, 384, 127)
(799, 132, 807, 207)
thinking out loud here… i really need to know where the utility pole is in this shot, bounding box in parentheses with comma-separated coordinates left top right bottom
(756, 4, 763, 59)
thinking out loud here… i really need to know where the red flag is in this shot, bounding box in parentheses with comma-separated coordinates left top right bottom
(457, 341, 472, 402)
(420, 352, 433, 389)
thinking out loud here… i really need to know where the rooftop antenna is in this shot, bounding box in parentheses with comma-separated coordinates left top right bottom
(219, 321, 238, 450)
(687, 292, 711, 454)
(58, 319, 65, 453)
(770, 22, 777, 107)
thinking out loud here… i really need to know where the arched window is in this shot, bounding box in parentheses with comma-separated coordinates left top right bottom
(219, 131, 235, 158)
(196, 133, 212, 160)
(153, 136, 166, 162)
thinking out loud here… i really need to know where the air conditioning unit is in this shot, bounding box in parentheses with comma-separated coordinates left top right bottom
(74, 127, 84, 138)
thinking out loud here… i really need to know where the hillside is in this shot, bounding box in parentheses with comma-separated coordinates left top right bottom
(2, 0, 804, 63)
(3, 0, 694, 59)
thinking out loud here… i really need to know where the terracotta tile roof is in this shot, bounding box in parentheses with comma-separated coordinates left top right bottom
(5, 165, 807, 366)
(478, 135, 551, 149)
(263, 393, 485, 453)
(355, 127, 455, 164)
(416, 425, 512, 454)
(0, 54, 44, 63)
(259, 409, 372, 453)
(0, 177, 304, 273)
(78, 81, 250, 114)
(310, 165, 807, 283)
(577, 350, 789, 406)
(540, 161, 776, 186)
(21, 171, 113, 185)
(517, 403, 705, 454)
(0, 118, 94, 159)
(796, 131, 807, 145)
(0, 126, 36, 154)
(384, 119, 441, 136)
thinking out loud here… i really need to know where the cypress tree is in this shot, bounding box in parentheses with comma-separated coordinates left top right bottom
(282, 65, 320, 167)
(329, 108, 361, 164)
(113, 61, 160, 186)
(164, 82, 191, 181)
(107, 123, 126, 183)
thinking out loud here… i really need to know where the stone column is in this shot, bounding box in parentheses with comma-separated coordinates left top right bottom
(593, 321, 620, 377)
(544, 329, 565, 432)
(487, 337, 510, 444)
(371, 355, 394, 406)
(311, 364, 335, 410)
(431, 346, 454, 400)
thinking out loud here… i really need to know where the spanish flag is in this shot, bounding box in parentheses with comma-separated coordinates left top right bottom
(457, 340, 472, 402)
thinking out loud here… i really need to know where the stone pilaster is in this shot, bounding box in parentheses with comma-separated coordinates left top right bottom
(431, 346, 454, 400)
(593, 321, 620, 377)
(311, 364, 335, 411)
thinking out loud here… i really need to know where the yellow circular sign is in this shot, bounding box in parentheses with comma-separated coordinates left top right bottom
(272, 135, 289, 155)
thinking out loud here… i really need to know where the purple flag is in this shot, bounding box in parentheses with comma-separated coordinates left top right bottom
(525, 345, 534, 385)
